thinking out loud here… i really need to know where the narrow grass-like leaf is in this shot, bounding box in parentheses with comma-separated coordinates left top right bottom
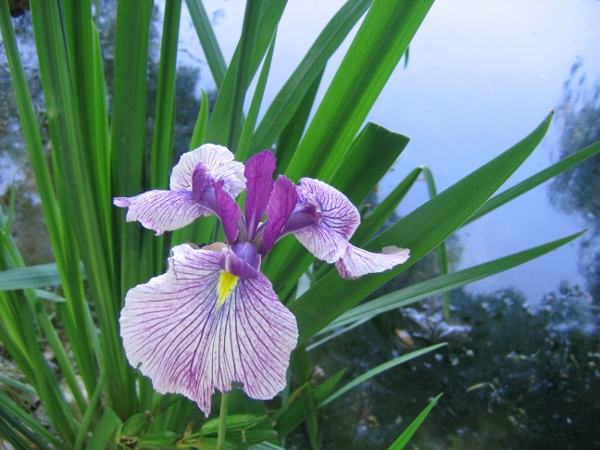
(0, 391, 67, 450)
(321, 344, 445, 407)
(150, 0, 182, 189)
(251, 0, 373, 153)
(324, 230, 584, 332)
(387, 394, 442, 450)
(290, 112, 553, 344)
(236, 30, 277, 162)
(291, 346, 320, 449)
(274, 68, 324, 175)
(465, 140, 600, 225)
(150, 0, 183, 274)
(206, 0, 286, 150)
(422, 167, 450, 319)
(274, 369, 347, 438)
(329, 123, 410, 205)
(185, 0, 227, 87)
(1, 0, 98, 399)
(74, 369, 107, 450)
(190, 89, 210, 149)
(352, 167, 422, 247)
(87, 408, 122, 450)
(286, 0, 435, 182)
(0, 263, 85, 291)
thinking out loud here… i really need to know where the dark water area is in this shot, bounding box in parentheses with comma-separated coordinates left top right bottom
(2, 1, 600, 449)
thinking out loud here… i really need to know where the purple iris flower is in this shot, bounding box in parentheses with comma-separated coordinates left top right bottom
(115, 144, 409, 416)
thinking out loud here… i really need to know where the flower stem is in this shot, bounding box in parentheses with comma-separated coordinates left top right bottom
(217, 392, 229, 450)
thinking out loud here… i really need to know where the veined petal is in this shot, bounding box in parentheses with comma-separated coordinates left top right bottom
(114, 190, 208, 235)
(120, 244, 297, 417)
(244, 151, 276, 240)
(334, 245, 411, 279)
(298, 178, 360, 240)
(170, 144, 246, 196)
(293, 218, 350, 263)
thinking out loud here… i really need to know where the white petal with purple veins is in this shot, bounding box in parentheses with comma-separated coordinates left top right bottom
(334, 245, 411, 279)
(170, 144, 246, 195)
(114, 190, 209, 235)
(120, 244, 297, 416)
(298, 178, 360, 240)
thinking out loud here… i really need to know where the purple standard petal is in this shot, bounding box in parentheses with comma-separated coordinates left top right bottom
(113, 190, 209, 235)
(191, 161, 210, 201)
(170, 144, 246, 196)
(334, 245, 411, 279)
(243, 151, 276, 240)
(214, 180, 242, 244)
(120, 244, 298, 417)
(261, 176, 298, 255)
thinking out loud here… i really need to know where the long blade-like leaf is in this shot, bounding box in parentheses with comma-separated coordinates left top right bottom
(324, 230, 585, 332)
(285, 0, 435, 182)
(320, 344, 445, 407)
(387, 394, 442, 450)
(251, 0, 373, 153)
(290, 112, 554, 344)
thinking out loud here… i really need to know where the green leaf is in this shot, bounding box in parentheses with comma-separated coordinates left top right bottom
(236, 30, 278, 162)
(290, 112, 554, 344)
(206, 0, 286, 150)
(422, 167, 451, 319)
(185, 0, 227, 87)
(273, 68, 324, 175)
(285, 0, 435, 182)
(86, 408, 121, 450)
(320, 344, 446, 407)
(0, 262, 84, 291)
(200, 414, 268, 435)
(465, 140, 600, 225)
(0, 391, 66, 450)
(329, 123, 410, 205)
(190, 89, 210, 149)
(352, 167, 422, 247)
(274, 369, 347, 438)
(291, 346, 320, 449)
(324, 230, 585, 332)
(251, 0, 373, 153)
(387, 394, 442, 449)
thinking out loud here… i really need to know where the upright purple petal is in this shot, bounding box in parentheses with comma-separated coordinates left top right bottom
(120, 244, 298, 417)
(244, 151, 276, 240)
(170, 144, 246, 196)
(262, 176, 298, 255)
(334, 245, 411, 279)
(191, 161, 210, 201)
(214, 180, 242, 244)
(114, 190, 209, 235)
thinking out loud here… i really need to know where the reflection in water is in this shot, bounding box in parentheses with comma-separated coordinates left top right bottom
(299, 285, 599, 449)
(549, 61, 600, 302)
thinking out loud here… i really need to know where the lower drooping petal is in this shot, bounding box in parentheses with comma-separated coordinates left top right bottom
(334, 245, 411, 279)
(119, 244, 298, 416)
(114, 190, 209, 235)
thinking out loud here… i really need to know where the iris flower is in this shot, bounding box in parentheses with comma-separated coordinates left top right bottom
(115, 144, 410, 416)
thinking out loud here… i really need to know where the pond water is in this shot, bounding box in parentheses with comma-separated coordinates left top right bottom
(1, 0, 599, 448)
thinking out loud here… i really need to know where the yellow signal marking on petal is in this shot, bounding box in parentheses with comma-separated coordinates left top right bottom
(216, 271, 239, 310)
